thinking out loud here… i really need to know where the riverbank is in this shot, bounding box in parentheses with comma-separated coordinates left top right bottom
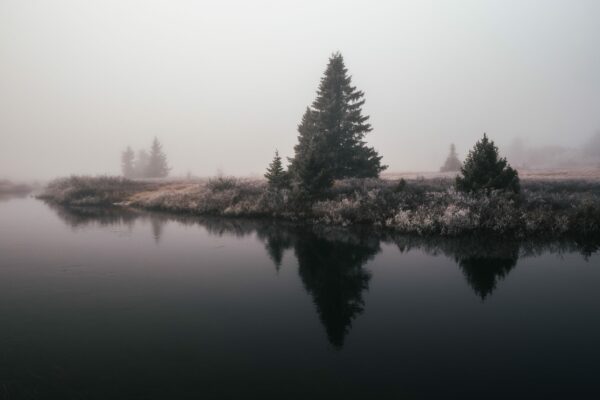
(38, 175, 600, 237)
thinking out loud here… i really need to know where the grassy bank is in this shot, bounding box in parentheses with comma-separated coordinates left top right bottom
(38, 175, 600, 237)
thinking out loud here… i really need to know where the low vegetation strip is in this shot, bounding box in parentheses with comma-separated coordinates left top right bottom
(0, 179, 34, 195)
(38, 175, 600, 238)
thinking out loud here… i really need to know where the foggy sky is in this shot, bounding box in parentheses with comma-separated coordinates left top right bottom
(1, 0, 599, 180)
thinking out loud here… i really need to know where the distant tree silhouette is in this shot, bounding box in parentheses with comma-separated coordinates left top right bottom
(264, 150, 289, 189)
(289, 53, 386, 195)
(440, 143, 462, 172)
(456, 133, 520, 194)
(583, 131, 600, 165)
(134, 149, 150, 178)
(146, 138, 170, 178)
(121, 146, 135, 178)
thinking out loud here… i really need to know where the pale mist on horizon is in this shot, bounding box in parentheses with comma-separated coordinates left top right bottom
(1, 0, 599, 181)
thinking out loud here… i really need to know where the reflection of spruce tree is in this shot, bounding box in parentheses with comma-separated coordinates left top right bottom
(294, 230, 378, 348)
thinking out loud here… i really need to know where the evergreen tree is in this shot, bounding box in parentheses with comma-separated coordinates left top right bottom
(312, 53, 385, 178)
(289, 53, 386, 194)
(134, 149, 150, 178)
(288, 108, 333, 196)
(440, 143, 462, 172)
(264, 150, 289, 189)
(146, 137, 170, 178)
(456, 133, 520, 194)
(121, 146, 135, 178)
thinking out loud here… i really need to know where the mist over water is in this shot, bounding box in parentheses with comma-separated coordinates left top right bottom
(2, 2, 600, 398)
(1, 0, 600, 180)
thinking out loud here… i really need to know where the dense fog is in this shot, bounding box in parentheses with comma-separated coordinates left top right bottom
(1, 0, 599, 180)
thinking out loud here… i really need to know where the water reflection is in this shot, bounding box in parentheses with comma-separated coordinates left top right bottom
(46, 202, 600, 347)
(294, 228, 377, 347)
(452, 240, 519, 300)
(255, 224, 294, 271)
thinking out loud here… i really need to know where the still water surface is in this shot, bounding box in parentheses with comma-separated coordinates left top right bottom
(1, 196, 599, 399)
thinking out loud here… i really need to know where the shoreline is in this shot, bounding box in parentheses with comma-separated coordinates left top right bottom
(37, 175, 600, 239)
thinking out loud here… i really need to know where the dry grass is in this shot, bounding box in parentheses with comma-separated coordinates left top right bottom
(38, 174, 600, 237)
(383, 167, 600, 181)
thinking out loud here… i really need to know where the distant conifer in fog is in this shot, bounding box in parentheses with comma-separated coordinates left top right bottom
(134, 149, 150, 178)
(440, 143, 462, 172)
(146, 138, 170, 178)
(121, 146, 135, 178)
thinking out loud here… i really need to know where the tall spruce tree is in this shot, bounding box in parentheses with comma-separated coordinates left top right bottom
(264, 150, 289, 189)
(456, 133, 520, 194)
(289, 53, 386, 194)
(289, 108, 333, 196)
(121, 146, 135, 178)
(440, 143, 462, 172)
(146, 137, 170, 178)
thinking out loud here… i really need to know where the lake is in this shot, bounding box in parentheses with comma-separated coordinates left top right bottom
(1, 196, 599, 399)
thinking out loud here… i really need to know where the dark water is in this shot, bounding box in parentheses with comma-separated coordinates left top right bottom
(1, 197, 599, 399)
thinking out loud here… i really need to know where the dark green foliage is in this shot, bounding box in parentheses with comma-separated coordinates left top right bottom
(121, 146, 135, 178)
(289, 108, 333, 197)
(146, 137, 170, 178)
(440, 143, 462, 172)
(456, 133, 520, 194)
(264, 150, 290, 189)
(289, 53, 386, 195)
(394, 178, 407, 192)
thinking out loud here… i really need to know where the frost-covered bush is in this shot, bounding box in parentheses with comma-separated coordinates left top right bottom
(39, 176, 153, 206)
(39, 175, 600, 237)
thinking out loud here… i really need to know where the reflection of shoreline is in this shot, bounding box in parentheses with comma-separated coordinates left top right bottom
(0, 192, 31, 202)
(44, 201, 600, 346)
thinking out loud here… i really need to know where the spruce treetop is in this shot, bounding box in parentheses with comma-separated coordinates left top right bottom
(289, 52, 386, 196)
